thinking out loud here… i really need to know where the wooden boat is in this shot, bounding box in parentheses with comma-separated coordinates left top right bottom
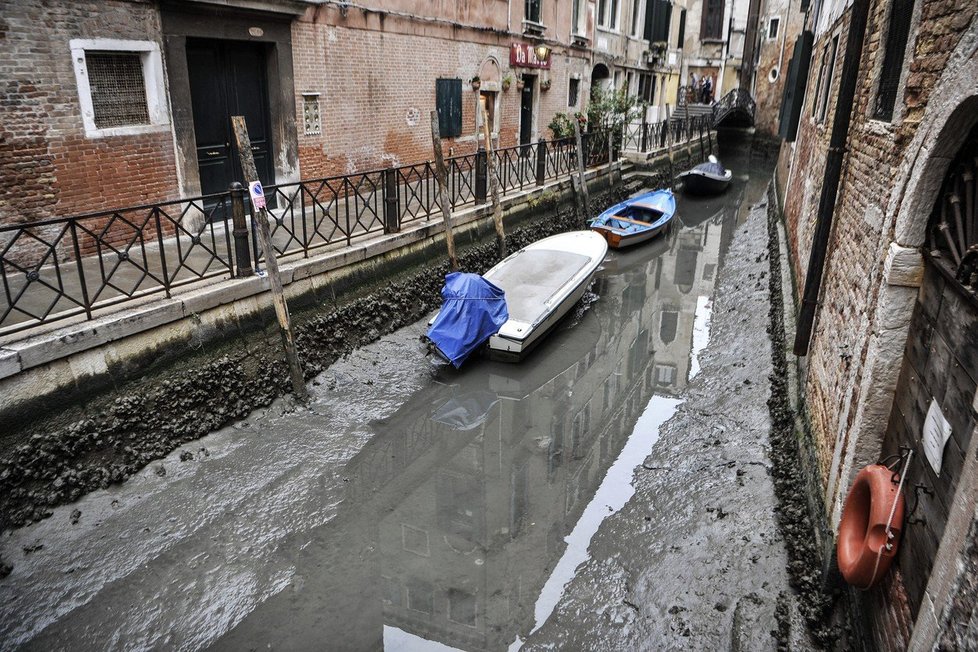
(589, 189, 677, 249)
(678, 155, 732, 195)
(426, 231, 607, 365)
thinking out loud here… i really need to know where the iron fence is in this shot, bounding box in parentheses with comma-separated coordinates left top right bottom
(1, 118, 712, 336)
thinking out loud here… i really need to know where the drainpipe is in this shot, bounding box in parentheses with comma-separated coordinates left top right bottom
(793, 0, 871, 356)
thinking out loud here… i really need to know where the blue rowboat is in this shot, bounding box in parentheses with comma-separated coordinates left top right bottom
(588, 188, 677, 249)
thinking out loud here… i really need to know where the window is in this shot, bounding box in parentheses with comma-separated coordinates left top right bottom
(631, 0, 645, 36)
(874, 0, 915, 121)
(70, 39, 169, 138)
(568, 78, 580, 106)
(816, 36, 838, 124)
(627, 71, 636, 96)
(768, 17, 780, 39)
(406, 578, 433, 614)
(525, 0, 542, 24)
(655, 364, 677, 386)
(647, 0, 672, 43)
(700, 0, 724, 40)
(677, 9, 686, 48)
(302, 93, 321, 135)
(449, 589, 477, 626)
(436, 78, 462, 138)
(572, 0, 585, 34)
(599, 0, 620, 29)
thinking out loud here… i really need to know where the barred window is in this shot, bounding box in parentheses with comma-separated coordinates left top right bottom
(71, 39, 169, 138)
(87, 51, 150, 129)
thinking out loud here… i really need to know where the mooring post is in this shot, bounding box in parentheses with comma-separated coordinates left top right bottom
(231, 115, 308, 404)
(641, 112, 649, 152)
(664, 105, 676, 192)
(607, 128, 615, 190)
(383, 167, 399, 233)
(228, 182, 254, 278)
(480, 100, 506, 259)
(535, 138, 547, 187)
(430, 110, 459, 271)
(572, 118, 591, 218)
(475, 145, 488, 205)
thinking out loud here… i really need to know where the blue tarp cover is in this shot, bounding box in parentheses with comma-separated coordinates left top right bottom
(427, 272, 509, 368)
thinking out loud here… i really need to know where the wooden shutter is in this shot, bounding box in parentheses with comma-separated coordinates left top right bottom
(778, 31, 814, 142)
(436, 78, 462, 138)
(700, 0, 723, 40)
(874, 0, 915, 121)
(648, 0, 672, 43)
(677, 9, 686, 49)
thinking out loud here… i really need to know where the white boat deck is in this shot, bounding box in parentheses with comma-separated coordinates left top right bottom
(484, 250, 591, 324)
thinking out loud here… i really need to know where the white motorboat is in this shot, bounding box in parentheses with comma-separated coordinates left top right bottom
(482, 230, 607, 361)
(427, 231, 608, 366)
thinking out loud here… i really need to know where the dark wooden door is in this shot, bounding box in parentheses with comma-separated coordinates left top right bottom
(520, 75, 536, 146)
(187, 39, 274, 197)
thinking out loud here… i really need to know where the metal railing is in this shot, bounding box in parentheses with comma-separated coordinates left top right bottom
(1, 119, 712, 336)
(712, 88, 757, 126)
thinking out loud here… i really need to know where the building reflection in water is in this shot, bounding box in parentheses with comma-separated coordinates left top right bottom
(211, 192, 739, 652)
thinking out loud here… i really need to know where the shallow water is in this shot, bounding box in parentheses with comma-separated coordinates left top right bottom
(0, 138, 773, 651)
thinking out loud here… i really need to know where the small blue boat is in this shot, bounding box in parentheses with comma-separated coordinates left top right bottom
(588, 189, 677, 249)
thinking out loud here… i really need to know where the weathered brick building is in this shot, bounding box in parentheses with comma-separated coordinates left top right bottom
(0, 0, 595, 226)
(776, 0, 978, 647)
(0, 0, 697, 229)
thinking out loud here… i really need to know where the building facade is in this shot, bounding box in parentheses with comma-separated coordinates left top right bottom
(775, 0, 978, 647)
(0, 0, 698, 230)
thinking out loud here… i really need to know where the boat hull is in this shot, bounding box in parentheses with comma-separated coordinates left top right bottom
(482, 231, 607, 362)
(592, 220, 670, 249)
(679, 170, 731, 195)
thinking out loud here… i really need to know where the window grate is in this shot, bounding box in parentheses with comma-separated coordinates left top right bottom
(87, 51, 149, 129)
(302, 95, 321, 135)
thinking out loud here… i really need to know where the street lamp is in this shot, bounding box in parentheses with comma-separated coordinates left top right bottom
(534, 43, 551, 62)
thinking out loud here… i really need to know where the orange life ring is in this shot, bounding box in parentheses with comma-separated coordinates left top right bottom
(837, 464, 906, 590)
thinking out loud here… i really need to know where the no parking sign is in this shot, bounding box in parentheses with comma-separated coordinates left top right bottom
(248, 181, 266, 209)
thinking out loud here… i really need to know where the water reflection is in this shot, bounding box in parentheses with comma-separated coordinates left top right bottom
(211, 163, 748, 652)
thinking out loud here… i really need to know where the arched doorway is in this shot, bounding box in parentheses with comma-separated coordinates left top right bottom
(591, 63, 611, 94)
(874, 120, 978, 638)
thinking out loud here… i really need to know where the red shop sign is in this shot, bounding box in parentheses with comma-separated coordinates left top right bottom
(510, 42, 551, 69)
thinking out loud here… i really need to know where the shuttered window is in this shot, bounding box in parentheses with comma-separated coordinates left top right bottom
(701, 0, 724, 40)
(874, 0, 915, 121)
(778, 30, 814, 141)
(646, 0, 672, 43)
(436, 78, 462, 138)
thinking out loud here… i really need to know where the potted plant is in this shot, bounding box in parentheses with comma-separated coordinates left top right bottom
(501, 73, 513, 92)
(470, 76, 481, 91)
(516, 74, 525, 91)
(540, 78, 552, 92)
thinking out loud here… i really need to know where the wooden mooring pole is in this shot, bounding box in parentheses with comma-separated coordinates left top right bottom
(572, 118, 591, 219)
(430, 110, 459, 271)
(231, 115, 308, 403)
(479, 99, 506, 259)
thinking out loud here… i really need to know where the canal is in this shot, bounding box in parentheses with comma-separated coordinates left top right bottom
(0, 138, 775, 650)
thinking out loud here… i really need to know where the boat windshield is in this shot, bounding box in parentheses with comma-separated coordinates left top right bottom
(485, 250, 591, 323)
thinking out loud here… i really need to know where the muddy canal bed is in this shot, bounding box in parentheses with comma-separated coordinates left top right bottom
(0, 142, 782, 650)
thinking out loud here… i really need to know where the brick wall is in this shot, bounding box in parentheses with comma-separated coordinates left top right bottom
(778, 0, 978, 647)
(291, 6, 592, 181)
(0, 0, 179, 229)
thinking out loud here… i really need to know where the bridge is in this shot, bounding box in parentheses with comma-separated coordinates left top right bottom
(672, 87, 756, 129)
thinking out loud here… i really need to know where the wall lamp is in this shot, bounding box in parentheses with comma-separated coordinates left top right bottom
(534, 43, 551, 62)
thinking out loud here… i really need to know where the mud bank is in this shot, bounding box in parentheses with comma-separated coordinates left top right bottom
(522, 197, 809, 650)
(763, 185, 844, 648)
(0, 185, 635, 536)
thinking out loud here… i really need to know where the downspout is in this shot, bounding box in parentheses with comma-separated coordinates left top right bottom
(792, 0, 871, 356)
